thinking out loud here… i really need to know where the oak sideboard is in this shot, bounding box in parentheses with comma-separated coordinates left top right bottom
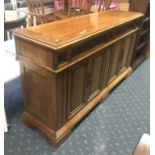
(13, 10, 143, 147)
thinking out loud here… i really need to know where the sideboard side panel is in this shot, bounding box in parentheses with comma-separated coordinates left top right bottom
(19, 61, 57, 130)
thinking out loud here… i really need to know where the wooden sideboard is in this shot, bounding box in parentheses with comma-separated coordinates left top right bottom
(13, 10, 143, 147)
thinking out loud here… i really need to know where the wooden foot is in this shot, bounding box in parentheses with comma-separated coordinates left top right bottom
(22, 112, 72, 148)
(46, 133, 71, 149)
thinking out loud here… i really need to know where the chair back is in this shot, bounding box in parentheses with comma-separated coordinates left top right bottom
(98, 0, 112, 11)
(54, 0, 64, 11)
(68, 0, 92, 14)
(54, 0, 92, 16)
(25, 0, 45, 16)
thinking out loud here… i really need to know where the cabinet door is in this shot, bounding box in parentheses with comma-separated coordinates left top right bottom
(99, 47, 112, 89)
(126, 33, 137, 67)
(86, 47, 112, 101)
(119, 36, 131, 71)
(118, 32, 137, 72)
(67, 49, 110, 117)
(67, 60, 88, 118)
(108, 40, 122, 82)
(107, 32, 137, 83)
(86, 53, 103, 101)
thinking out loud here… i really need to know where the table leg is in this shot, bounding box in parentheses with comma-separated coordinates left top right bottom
(64, 0, 69, 12)
(4, 30, 7, 41)
(11, 0, 17, 10)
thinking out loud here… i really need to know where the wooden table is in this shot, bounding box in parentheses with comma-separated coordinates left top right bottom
(13, 10, 143, 147)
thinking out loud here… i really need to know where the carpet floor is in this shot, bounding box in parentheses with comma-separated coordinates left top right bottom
(4, 59, 150, 155)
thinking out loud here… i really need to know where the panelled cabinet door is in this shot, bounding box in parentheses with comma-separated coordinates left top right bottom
(118, 33, 137, 73)
(108, 39, 123, 83)
(67, 59, 88, 118)
(86, 53, 103, 101)
(119, 35, 132, 72)
(108, 32, 138, 83)
(86, 47, 112, 101)
(126, 33, 137, 67)
(99, 47, 112, 89)
(67, 49, 111, 118)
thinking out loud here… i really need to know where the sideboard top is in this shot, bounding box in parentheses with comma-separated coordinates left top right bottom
(13, 10, 143, 50)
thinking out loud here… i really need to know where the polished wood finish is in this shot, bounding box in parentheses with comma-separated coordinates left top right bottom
(129, 0, 150, 68)
(13, 10, 143, 147)
(13, 10, 142, 50)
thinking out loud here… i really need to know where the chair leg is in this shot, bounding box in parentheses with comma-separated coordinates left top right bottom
(40, 17, 45, 24)
(4, 30, 8, 41)
(33, 16, 37, 26)
(4, 109, 8, 132)
(43, 17, 47, 24)
(7, 31, 11, 40)
(27, 16, 33, 27)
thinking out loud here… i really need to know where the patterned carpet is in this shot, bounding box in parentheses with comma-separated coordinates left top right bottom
(4, 59, 150, 155)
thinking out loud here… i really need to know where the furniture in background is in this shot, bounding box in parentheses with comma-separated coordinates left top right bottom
(17, 0, 54, 8)
(129, 0, 150, 69)
(11, 0, 17, 10)
(13, 10, 143, 147)
(4, 10, 27, 41)
(98, 0, 112, 11)
(54, 0, 117, 20)
(4, 0, 13, 10)
(25, 0, 54, 26)
(54, 0, 92, 20)
(90, 0, 119, 12)
(119, 2, 129, 11)
(4, 0, 17, 10)
(68, 0, 93, 15)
